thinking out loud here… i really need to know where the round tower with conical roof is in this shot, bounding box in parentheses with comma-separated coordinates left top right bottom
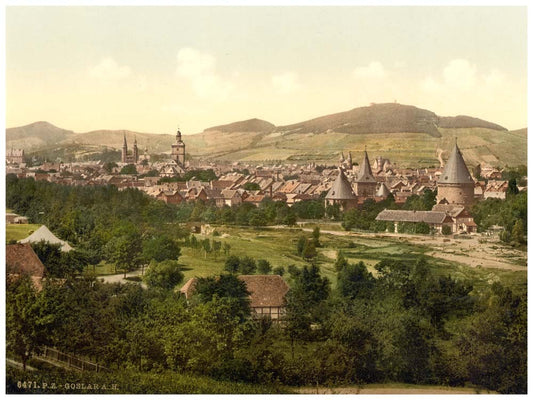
(436, 142, 475, 207)
(325, 168, 357, 211)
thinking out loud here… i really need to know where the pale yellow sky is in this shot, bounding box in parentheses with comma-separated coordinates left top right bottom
(6, 6, 528, 134)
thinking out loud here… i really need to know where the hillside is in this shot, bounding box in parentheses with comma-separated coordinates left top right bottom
(277, 103, 443, 137)
(6, 104, 526, 167)
(204, 118, 275, 133)
(6, 121, 74, 151)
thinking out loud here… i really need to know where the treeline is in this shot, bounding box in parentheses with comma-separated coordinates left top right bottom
(472, 191, 527, 243)
(7, 256, 526, 393)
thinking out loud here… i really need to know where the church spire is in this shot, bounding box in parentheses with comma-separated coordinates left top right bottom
(355, 149, 375, 182)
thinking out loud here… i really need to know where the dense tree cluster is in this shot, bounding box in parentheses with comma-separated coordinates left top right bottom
(6, 255, 526, 393)
(472, 191, 527, 244)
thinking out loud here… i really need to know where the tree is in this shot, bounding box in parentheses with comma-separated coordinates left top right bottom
(105, 232, 143, 277)
(273, 266, 285, 276)
(511, 219, 525, 244)
(120, 164, 138, 175)
(296, 235, 307, 256)
(243, 182, 261, 191)
(337, 261, 375, 299)
(257, 259, 272, 274)
(239, 256, 257, 275)
(507, 178, 519, 196)
(143, 260, 184, 291)
(201, 238, 212, 259)
(301, 240, 317, 260)
(441, 225, 452, 235)
(103, 162, 118, 174)
(6, 276, 42, 370)
(142, 234, 181, 263)
(224, 255, 241, 274)
(194, 274, 251, 321)
(212, 240, 222, 259)
(222, 242, 231, 256)
(312, 226, 321, 247)
(334, 251, 348, 272)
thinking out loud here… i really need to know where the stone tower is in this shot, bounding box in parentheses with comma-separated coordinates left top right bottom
(325, 168, 357, 211)
(171, 128, 186, 166)
(353, 149, 376, 197)
(436, 142, 475, 207)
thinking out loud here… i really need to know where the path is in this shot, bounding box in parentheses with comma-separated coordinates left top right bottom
(98, 268, 146, 287)
(6, 358, 36, 371)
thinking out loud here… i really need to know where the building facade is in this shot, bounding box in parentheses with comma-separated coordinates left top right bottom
(121, 134, 139, 164)
(171, 128, 186, 167)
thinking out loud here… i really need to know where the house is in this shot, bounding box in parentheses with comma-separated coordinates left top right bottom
(180, 275, 290, 320)
(375, 209, 454, 233)
(6, 243, 46, 290)
(19, 225, 74, 252)
(156, 190, 184, 205)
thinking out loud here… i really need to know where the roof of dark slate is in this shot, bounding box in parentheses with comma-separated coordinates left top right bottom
(375, 209, 450, 224)
(325, 168, 357, 200)
(438, 143, 474, 184)
(355, 151, 376, 183)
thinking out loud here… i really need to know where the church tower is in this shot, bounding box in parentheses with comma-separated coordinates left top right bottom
(436, 142, 475, 207)
(171, 128, 186, 166)
(122, 134, 128, 163)
(133, 137, 139, 163)
(353, 149, 376, 197)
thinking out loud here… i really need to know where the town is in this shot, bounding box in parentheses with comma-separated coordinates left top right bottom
(6, 127, 521, 236)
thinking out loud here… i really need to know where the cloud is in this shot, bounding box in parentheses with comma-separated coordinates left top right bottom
(421, 59, 505, 94)
(271, 72, 301, 94)
(176, 47, 232, 100)
(353, 61, 387, 79)
(89, 58, 132, 80)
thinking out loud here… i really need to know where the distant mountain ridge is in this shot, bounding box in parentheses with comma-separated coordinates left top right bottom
(274, 103, 507, 137)
(204, 118, 275, 133)
(6, 103, 524, 167)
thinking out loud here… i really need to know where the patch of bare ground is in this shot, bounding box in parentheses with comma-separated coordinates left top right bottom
(310, 228, 526, 272)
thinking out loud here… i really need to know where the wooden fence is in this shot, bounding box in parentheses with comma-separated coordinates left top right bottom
(40, 346, 109, 373)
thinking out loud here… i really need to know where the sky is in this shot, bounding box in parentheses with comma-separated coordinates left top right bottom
(5, 6, 528, 135)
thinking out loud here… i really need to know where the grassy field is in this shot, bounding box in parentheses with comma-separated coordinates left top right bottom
(6, 224, 41, 242)
(176, 225, 527, 292)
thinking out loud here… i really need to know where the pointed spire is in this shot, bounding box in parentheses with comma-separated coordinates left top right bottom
(326, 168, 357, 200)
(355, 149, 376, 183)
(439, 142, 473, 184)
(123, 133, 127, 147)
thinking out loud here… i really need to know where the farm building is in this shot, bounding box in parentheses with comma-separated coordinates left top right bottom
(180, 275, 290, 320)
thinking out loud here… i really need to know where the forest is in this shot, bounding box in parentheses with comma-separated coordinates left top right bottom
(5, 175, 527, 394)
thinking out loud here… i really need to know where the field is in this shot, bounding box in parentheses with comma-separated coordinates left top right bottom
(6, 224, 41, 242)
(177, 225, 527, 292)
(184, 127, 527, 167)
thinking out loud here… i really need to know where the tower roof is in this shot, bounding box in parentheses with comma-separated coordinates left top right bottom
(355, 150, 376, 183)
(438, 143, 474, 184)
(376, 182, 391, 197)
(326, 168, 357, 200)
